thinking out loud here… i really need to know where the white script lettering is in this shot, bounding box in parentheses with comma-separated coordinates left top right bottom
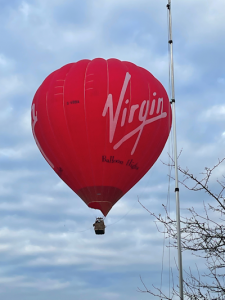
(31, 103, 54, 168)
(102, 72, 168, 155)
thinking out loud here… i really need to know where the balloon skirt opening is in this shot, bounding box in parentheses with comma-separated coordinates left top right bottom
(76, 186, 123, 216)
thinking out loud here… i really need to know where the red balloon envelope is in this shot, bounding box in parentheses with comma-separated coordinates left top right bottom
(31, 58, 172, 216)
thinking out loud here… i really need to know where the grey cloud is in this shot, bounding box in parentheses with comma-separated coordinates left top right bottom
(1, 0, 225, 299)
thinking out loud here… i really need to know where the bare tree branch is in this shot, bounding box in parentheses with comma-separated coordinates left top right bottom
(139, 157, 225, 299)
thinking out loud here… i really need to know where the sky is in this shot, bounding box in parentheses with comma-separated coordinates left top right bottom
(0, 0, 225, 299)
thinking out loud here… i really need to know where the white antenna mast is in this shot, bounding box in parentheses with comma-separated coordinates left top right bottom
(167, 1, 184, 299)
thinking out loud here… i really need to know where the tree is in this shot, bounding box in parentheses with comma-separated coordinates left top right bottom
(139, 157, 225, 300)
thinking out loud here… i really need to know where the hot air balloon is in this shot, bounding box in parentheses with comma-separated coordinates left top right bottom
(31, 58, 172, 232)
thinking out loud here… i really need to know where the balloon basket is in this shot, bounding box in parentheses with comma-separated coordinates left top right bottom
(93, 218, 105, 235)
